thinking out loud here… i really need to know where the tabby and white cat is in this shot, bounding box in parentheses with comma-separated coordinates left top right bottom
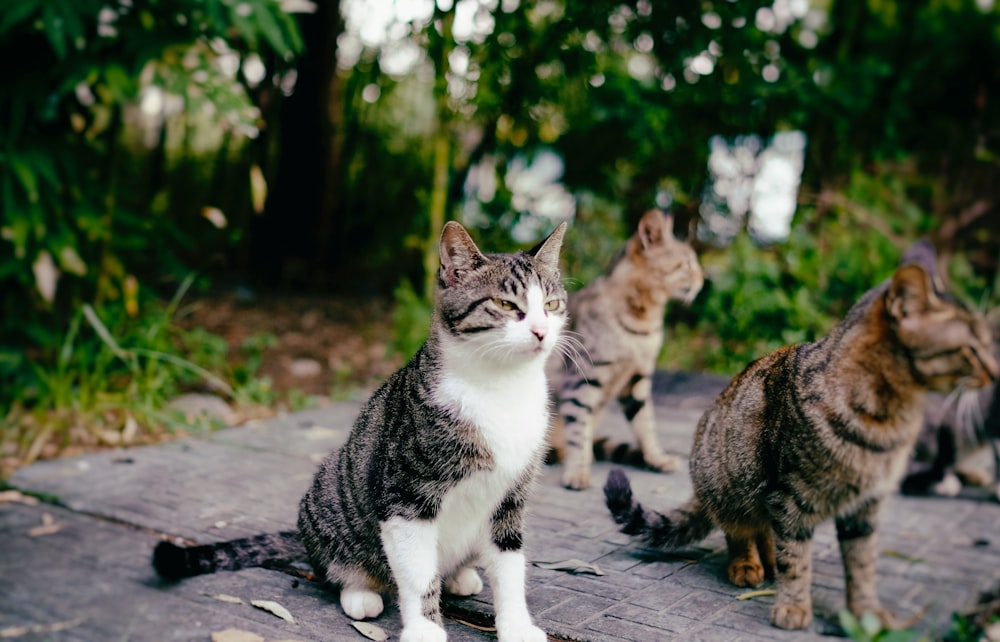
(153, 221, 569, 642)
(903, 349, 1000, 500)
(549, 209, 703, 489)
(897, 246, 1000, 501)
(604, 241, 998, 630)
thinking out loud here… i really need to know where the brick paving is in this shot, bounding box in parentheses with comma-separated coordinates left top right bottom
(3, 372, 998, 641)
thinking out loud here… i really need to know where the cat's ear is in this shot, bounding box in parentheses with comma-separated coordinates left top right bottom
(439, 221, 486, 287)
(637, 209, 673, 250)
(900, 239, 946, 293)
(528, 221, 568, 272)
(887, 263, 940, 320)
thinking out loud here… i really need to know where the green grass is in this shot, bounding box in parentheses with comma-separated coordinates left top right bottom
(0, 275, 277, 477)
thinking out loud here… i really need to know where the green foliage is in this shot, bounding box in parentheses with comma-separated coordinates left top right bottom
(0, 276, 276, 471)
(661, 167, 945, 374)
(0, 0, 301, 422)
(838, 611, 925, 642)
(390, 279, 433, 362)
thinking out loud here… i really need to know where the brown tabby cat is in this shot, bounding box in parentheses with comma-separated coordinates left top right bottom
(605, 241, 998, 630)
(549, 209, 704, 490)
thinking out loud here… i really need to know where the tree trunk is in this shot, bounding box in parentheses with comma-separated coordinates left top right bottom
(248, 0, 345, 290)
(423, 9, 455, 298)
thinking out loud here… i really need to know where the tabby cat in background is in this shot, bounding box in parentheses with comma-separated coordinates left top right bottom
(903, 320, 1000, 501)
(548, 209, 704, 490)
(605, 240, 998, 630)
(153, 221, 569, 642)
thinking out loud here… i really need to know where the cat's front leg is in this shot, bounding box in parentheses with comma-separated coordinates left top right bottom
(483, 547, 546, 642)
(836, 499, 891, 626)
(380, 517, 447, 642)
(557, 379, 606, 489)
(770, 528, 815, 630)
(617, 372, 678, 473)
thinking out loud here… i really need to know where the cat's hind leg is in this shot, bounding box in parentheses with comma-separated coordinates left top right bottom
(328, 567, 385, 620)
(724, 529, 766, 588)
(444, 565, 483, 596)
(339, 585, 385, 620)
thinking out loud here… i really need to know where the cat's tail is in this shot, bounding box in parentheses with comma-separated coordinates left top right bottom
(153, 530, 304, 580)
(603, 468, 713, 549)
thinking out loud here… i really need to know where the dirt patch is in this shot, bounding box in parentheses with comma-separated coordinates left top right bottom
(176, 293, 405, 400)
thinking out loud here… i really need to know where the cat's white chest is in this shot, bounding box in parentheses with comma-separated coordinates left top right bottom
(432, 365, 550, 570)
(438, 366, 550, 471)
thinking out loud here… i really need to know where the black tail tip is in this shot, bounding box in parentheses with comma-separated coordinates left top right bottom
(153, 540, 194, 581)
(604, 468, 633, 521)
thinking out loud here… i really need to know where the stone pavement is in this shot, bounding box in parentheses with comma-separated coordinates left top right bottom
(3, 371, 999, 642)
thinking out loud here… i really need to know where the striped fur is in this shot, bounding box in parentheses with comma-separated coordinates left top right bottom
(549, 209, 703, 489)
(903, 335, 1000, 500)
(153, 221, 568, 642)
(605, 242, 998, 630)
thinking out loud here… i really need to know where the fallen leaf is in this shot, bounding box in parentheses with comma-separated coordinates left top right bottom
(881, 549, 924, 563)
(351, 621, 389, 641)
(0, 618, 84, 638)
(210, 628, 265, 642)
(450, 617, 496, 632)
(532, 559, 605, 576)
(0, 490, 38, 505)
(207, 593, 245, 605)
(27, 513, 63, 537)
(251, 599, 295, 623)
(737, 589, 776, 601)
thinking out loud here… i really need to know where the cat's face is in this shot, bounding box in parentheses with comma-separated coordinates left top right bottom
(887, 264, 999, 393)
(618, 210, 704, 304)
(437, 222, 568, 366)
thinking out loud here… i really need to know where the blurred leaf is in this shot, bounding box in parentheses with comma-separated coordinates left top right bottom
(32, 250, 59, 303)
(210, 629, 264, 642)
(351, 621, 389, 641)
(532, 559, 605, 576)
(250, 599, 294, 623)
(0, 0, 43, 36)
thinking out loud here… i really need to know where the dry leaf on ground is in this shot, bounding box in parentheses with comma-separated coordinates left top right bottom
(27, 513, 63, 537)
(0, 490, 39, 505)
(251, 599, 295, 623)
(206, 593, 246, 605)
(0, 618, 83, 638)
(351, 621, 389, 641)
(532, 559, 605, 576)
(210, 628, 265, 642)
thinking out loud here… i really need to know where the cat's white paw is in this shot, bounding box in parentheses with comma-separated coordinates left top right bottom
(497, 623, 547, 642)
(339, 587, 384, 620)
(561, 465, 591, 490)
(444, 566, 483, 596)
(932, 472, 962, 497)
(400, 618, 447, 642)
(643, 451, 680, 473)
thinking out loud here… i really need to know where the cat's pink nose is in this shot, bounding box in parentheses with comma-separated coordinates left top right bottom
(531, 328, 546, 342)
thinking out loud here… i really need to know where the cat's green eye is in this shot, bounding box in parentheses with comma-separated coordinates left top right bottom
(544, 299, 562, 312)
(493, 298, 518, 312)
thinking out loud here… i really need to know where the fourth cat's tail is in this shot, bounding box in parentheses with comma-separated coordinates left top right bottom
(153, 531, 304, 581)
(603, 468, 713, 549)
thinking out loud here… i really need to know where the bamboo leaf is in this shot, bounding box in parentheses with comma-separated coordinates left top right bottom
(251, 599, 294, 623)
(532, 559, 605, 576)
(351, 621, 388, 641)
